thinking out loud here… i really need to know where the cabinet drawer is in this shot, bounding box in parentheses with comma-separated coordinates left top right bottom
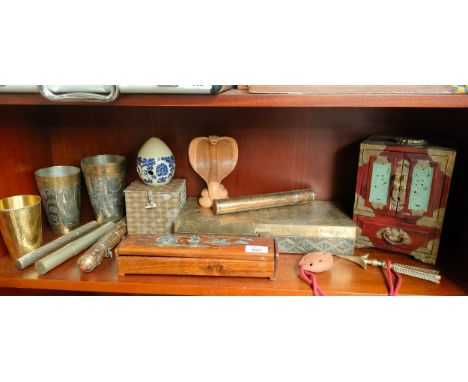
(356, 216, 437, 255)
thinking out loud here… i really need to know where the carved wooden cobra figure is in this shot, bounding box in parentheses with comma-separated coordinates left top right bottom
(189, 136, 238, 208)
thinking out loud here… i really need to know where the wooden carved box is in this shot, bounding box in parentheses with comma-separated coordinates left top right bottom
(353, 136, 456, 264)
(116, 234, 278, 279)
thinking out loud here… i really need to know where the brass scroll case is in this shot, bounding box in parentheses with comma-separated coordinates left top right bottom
(212, 188, 316, 215)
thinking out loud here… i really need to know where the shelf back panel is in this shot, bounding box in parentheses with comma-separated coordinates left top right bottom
(0, 105, 467, 287)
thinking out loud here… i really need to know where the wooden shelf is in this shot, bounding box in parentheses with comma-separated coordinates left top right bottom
(1, 88, 468, 294)
(0, 236, 465, 295)
(2, 89, 468, 108)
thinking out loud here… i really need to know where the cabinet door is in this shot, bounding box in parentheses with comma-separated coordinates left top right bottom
(359, 150, 405, 216)
(396, 153, 448, 221)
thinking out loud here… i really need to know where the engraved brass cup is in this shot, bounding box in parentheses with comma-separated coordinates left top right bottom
(81, 154, 127, 223)
(35, 166, 81, 234)
(0, 195, 43, 260)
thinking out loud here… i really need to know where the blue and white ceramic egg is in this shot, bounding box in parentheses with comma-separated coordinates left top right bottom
(136, 137, 175, 186)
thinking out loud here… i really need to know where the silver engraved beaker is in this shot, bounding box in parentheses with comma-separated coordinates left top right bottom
(35, 166, 81, 234)
(81, 155, 127, 223)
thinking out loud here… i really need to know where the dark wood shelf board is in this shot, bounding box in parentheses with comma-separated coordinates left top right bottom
(1, 89, 468, 108)
(0, 246, 464, 295)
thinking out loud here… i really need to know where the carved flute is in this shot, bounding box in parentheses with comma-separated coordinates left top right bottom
(34, 222, 116, 276)
(15, 220, 100, 270)
(336, 254, 441, 284)
(212, 188, 316, 215)
(77, 219, 127, 272)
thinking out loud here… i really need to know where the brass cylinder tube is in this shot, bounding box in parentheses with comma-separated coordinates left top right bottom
(213, 188, 315, 215)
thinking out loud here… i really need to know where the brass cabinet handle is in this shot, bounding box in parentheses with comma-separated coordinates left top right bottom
(377, 227, 412, 246)
(390, 174, 402, 211)
(399, 174, 408, 190)
(39, 85, 119, 102)
(395, 159, 410, 212)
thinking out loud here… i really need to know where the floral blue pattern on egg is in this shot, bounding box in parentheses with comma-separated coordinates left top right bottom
(156, 163, 168, 176)
(137, 155, 175, 186)
(136, 137, 176, 186)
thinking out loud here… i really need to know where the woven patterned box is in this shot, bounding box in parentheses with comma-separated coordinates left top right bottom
(124, 179, 186, 234)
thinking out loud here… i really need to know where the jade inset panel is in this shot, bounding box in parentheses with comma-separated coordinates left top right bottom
(369, 161, 391, 205)
(408, 166, 434, 212)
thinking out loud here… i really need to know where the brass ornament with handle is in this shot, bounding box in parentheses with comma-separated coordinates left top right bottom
(377, 227, 412, 246)
(336, 254, 441, 284)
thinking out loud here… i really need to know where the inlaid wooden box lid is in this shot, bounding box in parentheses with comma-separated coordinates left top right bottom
(116, 233, 277, 262)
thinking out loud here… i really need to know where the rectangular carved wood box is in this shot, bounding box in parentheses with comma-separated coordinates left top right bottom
(353, 136, 456, 264)
(124, 179, 186, 235)
(174, 198, 356, 255)
(115, 234, 278, 279)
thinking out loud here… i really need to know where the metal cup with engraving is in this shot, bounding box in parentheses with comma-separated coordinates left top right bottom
(35, 166, 81, 234)
(0, 195, 43, 260)
(81, 155, 127, 223)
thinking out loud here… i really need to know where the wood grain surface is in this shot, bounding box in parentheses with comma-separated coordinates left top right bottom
(0, 221, 463, 296)
(2, 89, 468, 108)
(117, 256, 275, 278)
(247, 85, 456, 94)
(116, 234, 275, 261)
(0, 244, 464, 295)
(0, 107, 52, 198)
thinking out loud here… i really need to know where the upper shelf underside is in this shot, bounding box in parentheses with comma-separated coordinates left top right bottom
(1, 89, 468, 108)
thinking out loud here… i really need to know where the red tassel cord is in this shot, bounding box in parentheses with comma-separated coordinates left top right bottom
(384, 260, 402, 296)
(299, 263, 326, 296)
(299, 258, 402, 296)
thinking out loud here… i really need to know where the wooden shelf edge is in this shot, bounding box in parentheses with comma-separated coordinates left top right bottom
(0, 213, 465, 297)
(0, 249, 465, 296)
(2, 90, 468, 108)
(0, 277, 307, 296)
